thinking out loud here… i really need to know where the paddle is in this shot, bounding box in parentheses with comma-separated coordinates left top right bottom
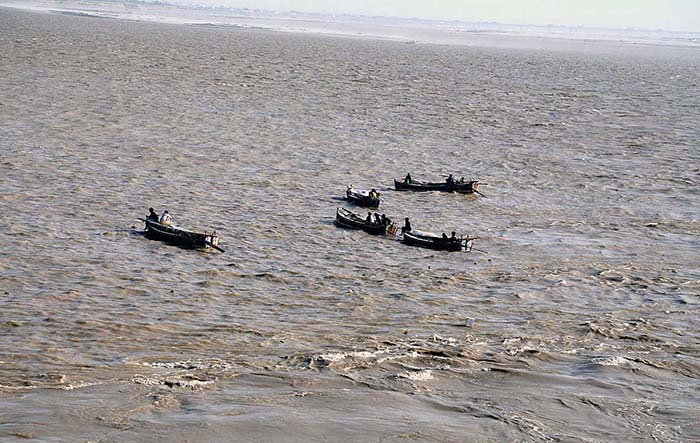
(205, 241, 225, 253)
(465, 236, 487, 253)
(474, 189, 486, 198)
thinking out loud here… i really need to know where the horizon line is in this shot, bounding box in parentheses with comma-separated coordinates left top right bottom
(136, 0, 700, 34)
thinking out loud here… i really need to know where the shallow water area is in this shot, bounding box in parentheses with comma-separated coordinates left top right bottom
(1, 4, 699, 442)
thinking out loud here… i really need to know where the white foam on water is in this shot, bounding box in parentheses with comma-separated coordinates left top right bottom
(592, 356, 630, 367)
(318, 351, 377, 362)
(397, 369, 434, 381)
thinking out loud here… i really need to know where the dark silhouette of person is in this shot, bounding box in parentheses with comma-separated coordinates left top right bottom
(402, 217, 412, 234)
(147, 207, 159, 222)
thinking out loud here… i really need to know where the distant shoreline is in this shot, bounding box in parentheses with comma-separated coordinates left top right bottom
(2, 0, 699, 51)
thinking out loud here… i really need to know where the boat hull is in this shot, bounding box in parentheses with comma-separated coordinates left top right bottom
(335, 208, 387, 235)
(144, 220, 220, 249)
(394, 178, 478, 193)
(402, 231, 464, 252)
(346, 190, 381, 208)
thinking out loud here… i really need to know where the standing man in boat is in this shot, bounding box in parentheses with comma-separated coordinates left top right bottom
(404, 173, 412, 184)
(402, 217, 412, 234)
(159, 210, 172, 226)
(147, 207, 159, 222)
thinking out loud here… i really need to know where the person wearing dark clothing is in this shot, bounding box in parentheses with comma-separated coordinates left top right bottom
(442, 233, 448, 240)
(381, 214, 391, 226)
(366, 212, 373, 224)
(374, 213, 382, 224)
(450, 231, 457, 242)
(402, 217, 412, 234)
(446, 174, 455, 185)
(404, 173, 412, 184)
(147, 207, 159, 222)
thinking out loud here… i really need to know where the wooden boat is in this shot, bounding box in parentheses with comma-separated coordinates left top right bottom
(346, 188, 381, 208)
(394, 178, 479, 194)
(335, 208, 387, 235)
(142, 219, 223, 252)
(402, 230, 472, 252)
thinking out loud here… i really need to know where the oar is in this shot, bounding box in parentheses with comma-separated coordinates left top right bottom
(205, 241, 225, 253)
(474, 189, 486, 198)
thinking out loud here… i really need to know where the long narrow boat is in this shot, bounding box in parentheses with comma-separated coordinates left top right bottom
(142, 219, 223, 252)
(335, 208, 387, 235)
(402, 230, 471, 252)
(346, 189, 381, 209)
(394, 178, 479, 194)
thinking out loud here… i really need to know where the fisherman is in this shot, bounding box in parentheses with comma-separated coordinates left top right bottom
(442, 233, 448, 240)
(404, 173, 412, 184)
(159, 210, 172, 226)
(147, 207, 159, 222)
(450, 231, 457, 242)
(381, 214, 391, 226)
(346, 185, 354, 198)
(366, 212, 373, 224)
(446, 174, 455, 185)
(459, 177, 466, 183)
(369, 188, 379, 201)
(374, 213, 382, 225)
(401, 217, 412, 234)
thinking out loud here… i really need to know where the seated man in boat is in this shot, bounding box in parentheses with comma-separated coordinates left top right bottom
(401, 217, 412, 234)
(369, 188, 379, 201)
(450, 232, 458, 242)
(374, 213, 382, 224)
(404, 173, 412, 184)
(381, 214, 392, 226)
(159, 210, 172, 226)
(446, 174, 456, 185)
(346, 185, 354, 198)
(147, 207, 159, 222)
(366, 212, 373, 224)
(459, 177, 466, 183)
(442, 233, 448, 240)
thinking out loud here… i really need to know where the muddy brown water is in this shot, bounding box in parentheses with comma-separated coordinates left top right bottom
(1, 5, 699, 442)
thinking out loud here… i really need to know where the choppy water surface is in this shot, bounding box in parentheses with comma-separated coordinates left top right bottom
(1, 6, 699, 442)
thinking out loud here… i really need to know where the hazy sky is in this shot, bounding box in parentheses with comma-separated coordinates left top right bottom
(199, 0, 700, 32)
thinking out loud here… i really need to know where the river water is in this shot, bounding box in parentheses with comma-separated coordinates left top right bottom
(1, 5, 699, 442)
